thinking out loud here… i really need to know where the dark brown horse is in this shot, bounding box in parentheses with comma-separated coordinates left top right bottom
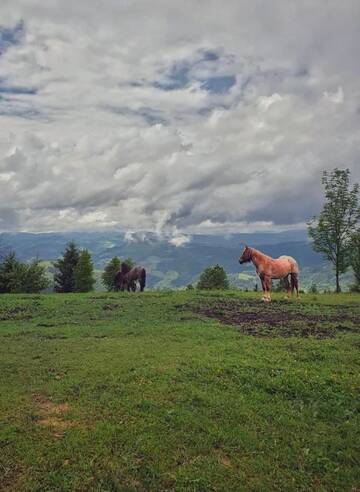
(115, 262, 146, 292)
(239, 245, 299, 302)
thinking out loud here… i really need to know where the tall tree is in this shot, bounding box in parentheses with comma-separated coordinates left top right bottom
(197, 264, 229, 290)
(102, 257, 121, 291)
(307, 168, 360, 292)
(53, 241, 80, 293)
(350, 229, 360, 292)
(74, 249, 95, 292)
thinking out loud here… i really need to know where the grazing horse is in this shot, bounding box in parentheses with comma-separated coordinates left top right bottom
(239, 245, 299, 302)
(115, 262, 146, 292)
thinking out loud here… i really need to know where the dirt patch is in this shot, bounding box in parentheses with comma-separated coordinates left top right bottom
(102, 303, 121, 311)
(191, 299, 360, 338)
(33, 395, 73, 437)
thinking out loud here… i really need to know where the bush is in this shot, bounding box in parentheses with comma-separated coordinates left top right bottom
(309, 283, 318, 294)
(197, 265, 229, 290)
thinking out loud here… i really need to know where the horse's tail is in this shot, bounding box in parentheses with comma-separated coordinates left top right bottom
(290, 272, 299, 296)
(140, 268, 146, 292)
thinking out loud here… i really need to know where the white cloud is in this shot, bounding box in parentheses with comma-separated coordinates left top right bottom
(0, 1, 359, 236)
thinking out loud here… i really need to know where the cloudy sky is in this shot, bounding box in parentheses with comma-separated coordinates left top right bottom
(0, 1, 359, 242)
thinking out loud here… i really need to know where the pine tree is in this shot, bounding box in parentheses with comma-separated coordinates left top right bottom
(53, 242, 80, 293)
(74, 249, 95, 292)
(23, 259, 50, 293)
(197, 264, 229, 290)
(102, 257, 121, 291)
(0, 252, 26, 293)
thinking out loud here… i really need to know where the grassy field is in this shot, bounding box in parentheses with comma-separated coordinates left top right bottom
(0, 291, 359, 491)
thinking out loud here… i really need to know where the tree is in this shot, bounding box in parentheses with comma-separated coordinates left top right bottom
(307, 169, 360, 293)
(197, 264, 229, 290)
(123, 257, 135, 269)
(53, 241, 80, 293)
(23, 259, 50, 293)
(0, 252, 26, 293)
(0, 253, 49, 294)
(350, 229, 360, 292)
(102, 257, 121, 291)
(74, 249, 95, 292)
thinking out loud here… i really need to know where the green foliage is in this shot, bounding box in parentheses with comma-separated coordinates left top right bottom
(307, 168, 360, 292)
(74, 250, 95, 292)
(309, 283, 318, 294)
(350, 229, 360, 291)
(53, 241, 80, 293)
(123, 257, 135, 268)
(22, 259, 50, 293)
(0, 252, 26, 293)
(0, 253, 49, 293)
(186, 283, 194, 290)
(101, 257, 121, 291)
(197, 264, 229, 290)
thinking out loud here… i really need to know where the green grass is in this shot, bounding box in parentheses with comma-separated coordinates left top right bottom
(0, 291, 359, 491)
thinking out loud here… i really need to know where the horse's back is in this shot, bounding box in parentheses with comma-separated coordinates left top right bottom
(278, 255, 299, 274)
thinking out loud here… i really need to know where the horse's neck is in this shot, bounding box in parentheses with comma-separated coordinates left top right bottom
(251, 248, 269, 269)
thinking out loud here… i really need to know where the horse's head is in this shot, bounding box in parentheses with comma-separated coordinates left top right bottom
(239, 245, 252, 264)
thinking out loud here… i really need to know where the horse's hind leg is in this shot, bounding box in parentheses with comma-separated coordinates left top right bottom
(291, 273, 299, 298)
(283, 275, 291, 299)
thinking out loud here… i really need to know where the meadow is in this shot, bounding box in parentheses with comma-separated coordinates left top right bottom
(0, 291, 359, 491)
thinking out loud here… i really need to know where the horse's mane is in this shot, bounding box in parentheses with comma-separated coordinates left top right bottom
(121, 262, 131, 274)
(249, 246, 273, 261)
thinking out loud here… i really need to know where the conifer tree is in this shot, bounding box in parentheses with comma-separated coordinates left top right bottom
(23, 259, 50, 293)
(53, 241, 80, 292)
(0, 252, 26, 293)
(74, 249, 95, 292)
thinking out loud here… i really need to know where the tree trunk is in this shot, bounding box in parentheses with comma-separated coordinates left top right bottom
(335, 268, 341, 293)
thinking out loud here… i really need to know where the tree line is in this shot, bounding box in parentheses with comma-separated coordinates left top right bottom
(0, 167, 359, 294)
(0, 241, 134, 294)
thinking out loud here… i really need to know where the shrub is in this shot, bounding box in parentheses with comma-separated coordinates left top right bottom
(197, 265, 229, 290)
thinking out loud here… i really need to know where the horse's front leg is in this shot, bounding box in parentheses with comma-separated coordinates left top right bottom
(264, 276, 271, 302)
(259, 275, 267, 301)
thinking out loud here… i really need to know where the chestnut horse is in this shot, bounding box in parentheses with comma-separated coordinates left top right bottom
(239, 245, 299, 302)
(115, 262, 146, 292)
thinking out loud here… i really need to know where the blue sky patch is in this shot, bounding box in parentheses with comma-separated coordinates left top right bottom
(202, 75, 236, 94)
(0, 20, 24, 55)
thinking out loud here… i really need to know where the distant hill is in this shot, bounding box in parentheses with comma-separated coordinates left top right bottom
(0, 230, 353, 291)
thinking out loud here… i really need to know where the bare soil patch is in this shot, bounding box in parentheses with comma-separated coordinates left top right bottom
(33, 395, 73, 437)
(192, 299, 360, 338)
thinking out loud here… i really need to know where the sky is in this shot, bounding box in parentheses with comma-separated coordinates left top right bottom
(0, 1, 359, 243)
